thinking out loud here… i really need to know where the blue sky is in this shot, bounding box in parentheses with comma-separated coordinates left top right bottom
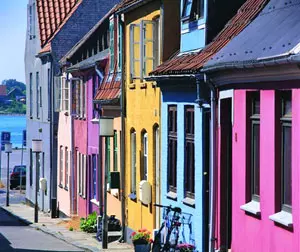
(0, 0, 28, 83)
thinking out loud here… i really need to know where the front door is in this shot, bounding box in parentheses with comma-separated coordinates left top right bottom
(220, 98, 232, 251)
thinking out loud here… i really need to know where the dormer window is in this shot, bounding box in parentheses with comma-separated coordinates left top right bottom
(182, 0, 204, 22)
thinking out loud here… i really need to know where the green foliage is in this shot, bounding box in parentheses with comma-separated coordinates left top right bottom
(69, 227, 74, 231)
(2, 79, 26, 93)
(80, 212, 98, 233)
(0, 101, 26, 114)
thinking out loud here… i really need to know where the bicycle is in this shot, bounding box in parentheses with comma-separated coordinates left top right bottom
(152, 203, 182, 252)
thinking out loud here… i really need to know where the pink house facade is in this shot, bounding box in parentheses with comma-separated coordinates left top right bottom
(57, 73, 73, 217)
(203, 0, 300, 251)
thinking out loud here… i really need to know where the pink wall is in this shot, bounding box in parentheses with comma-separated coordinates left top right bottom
(57, 111, 72, 216)
(74, 77, 88, 217)
(218, 89, 300, 251)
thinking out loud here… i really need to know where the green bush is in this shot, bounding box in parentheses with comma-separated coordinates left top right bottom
(80, 211, 99, 233)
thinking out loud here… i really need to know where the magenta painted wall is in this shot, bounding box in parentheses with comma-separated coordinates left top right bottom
(217, 89, 300, 251)
(87, 75, 100, 213)
(74, 76, 89, 218)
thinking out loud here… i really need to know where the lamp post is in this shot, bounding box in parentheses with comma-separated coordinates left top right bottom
(92, 116, 114, 249)
(5, 143, 12, 207)
(32, 139, 42, 223)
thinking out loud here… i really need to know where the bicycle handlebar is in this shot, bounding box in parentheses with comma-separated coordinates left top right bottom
(153, 203, 182, 213)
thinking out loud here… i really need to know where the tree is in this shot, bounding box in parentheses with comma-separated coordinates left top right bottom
(1, 79, 26, 93)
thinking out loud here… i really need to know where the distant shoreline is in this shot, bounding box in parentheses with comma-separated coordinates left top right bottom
(0, 113, 25, 116)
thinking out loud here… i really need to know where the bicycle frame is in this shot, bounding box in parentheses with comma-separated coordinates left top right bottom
(152, 204, 182, 252)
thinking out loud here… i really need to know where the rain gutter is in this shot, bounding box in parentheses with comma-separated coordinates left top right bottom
(145, 73, 202, 81)
(115, 0, 153, 15)
(203, 52, 300, 74)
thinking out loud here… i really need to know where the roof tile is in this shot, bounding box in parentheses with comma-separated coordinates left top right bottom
(36, 0, 82, 48)
(151, 0, 269, 75)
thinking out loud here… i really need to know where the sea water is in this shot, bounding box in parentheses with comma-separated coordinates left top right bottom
(0, 115, 26, 148)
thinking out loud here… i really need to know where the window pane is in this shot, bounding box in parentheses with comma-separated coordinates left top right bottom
(168, 139, 177, 191)
(131, 132, 136, 192)
(283, 126, 292, 206)
(182, 0, 193, 17)
(92, 155, 97, 199)
(252, 123, 260, 197)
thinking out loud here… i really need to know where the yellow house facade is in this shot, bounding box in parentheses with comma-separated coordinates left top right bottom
(122, 0, 162, 235)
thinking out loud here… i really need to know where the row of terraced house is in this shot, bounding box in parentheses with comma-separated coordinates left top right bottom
(24, 0, 300, 251)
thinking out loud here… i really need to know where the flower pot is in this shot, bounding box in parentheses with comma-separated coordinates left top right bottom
(134, 244, 151, 252)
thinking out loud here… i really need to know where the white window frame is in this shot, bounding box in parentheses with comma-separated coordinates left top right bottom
(61, 77, 69, 112)
(59, 146, 63, 186)
(143, 132, 148, 181)
(131, 131, 136, 193)
(109, 18, 115, 72)
(129, 24, 141, 81)
(65, 147, 69, 188)
(129, 19, 160, 82)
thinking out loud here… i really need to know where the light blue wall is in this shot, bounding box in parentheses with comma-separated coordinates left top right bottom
(160, 88, 205, 252)
(180, 0, 208, 53)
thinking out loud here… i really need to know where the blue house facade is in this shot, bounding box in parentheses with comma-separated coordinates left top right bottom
(150, 1, 210, 250)
(150, 0, 248, 250)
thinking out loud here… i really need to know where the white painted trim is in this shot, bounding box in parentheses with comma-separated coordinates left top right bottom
(90, 199, 99, 206)
(181, 23, 206, 34)
(218, 89, 234, 125)
(269, 211, 293, 228)
(240, 200, 261, 216)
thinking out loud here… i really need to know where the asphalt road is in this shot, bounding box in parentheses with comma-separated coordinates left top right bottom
(0, 207, 84, 252)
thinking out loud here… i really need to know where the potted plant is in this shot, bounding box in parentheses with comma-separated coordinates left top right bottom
(131, 228, 153, 252)
(176, 243, 195, 252)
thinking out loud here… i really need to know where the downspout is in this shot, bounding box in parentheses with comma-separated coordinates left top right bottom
(69, 73, 75, 216)
(204, 73, 217, 252)
(119, 16, 126, 243)
(49, 56, 56, 218)
(95, 65, 105, 217)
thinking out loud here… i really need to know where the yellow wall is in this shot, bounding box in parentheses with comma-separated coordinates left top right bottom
(124, 1, 161, 234)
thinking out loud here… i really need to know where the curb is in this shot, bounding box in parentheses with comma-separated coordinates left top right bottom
(1, 206, 99, 252)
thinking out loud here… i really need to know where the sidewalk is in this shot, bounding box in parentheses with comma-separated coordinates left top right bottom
(2, 203, 134, 252)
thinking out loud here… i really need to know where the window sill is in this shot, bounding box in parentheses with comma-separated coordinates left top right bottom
(128, 192, 137, 201)
(240, 200, 261, 216)
(140, 83, 147, 89)
(128, 83, 136, 89)
(90, 199, 99, 206)
(166, 191, 177, 201)
(269, 211, 293, 228)
(182, 197, 195, 208)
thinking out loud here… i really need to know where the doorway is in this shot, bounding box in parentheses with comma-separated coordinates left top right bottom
(220, 98, 232, 251)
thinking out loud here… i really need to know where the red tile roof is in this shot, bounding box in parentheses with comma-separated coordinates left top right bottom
(37, 0, 82, 48)
(0, 85, 6, 96)
(151, 0, 268, 75)
(94, 59, 121, 103)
